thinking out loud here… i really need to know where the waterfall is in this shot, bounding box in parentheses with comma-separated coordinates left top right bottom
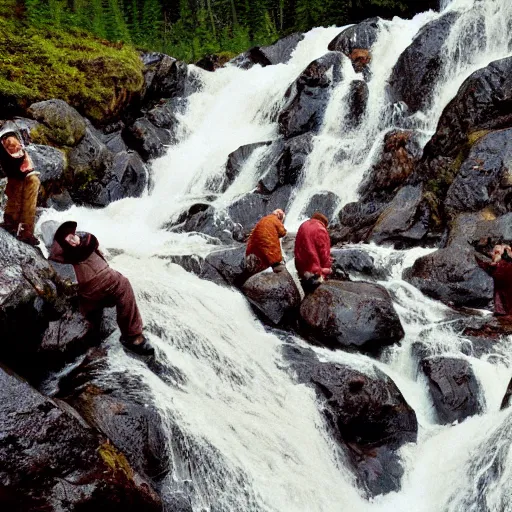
(38, 0, 512, 510)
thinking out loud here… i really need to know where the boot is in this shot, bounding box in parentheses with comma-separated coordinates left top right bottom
(17, 222, 40, 246)
(0, 214, 17, 235)
(120, 334, 155, 357)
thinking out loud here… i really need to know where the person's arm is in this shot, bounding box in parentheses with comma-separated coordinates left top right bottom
(317, 228, 332, 277)
(475, 253, 495, 274)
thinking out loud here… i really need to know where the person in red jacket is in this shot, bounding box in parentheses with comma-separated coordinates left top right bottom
(294, 212, 332, 294)
(476, 243, 512, 316)
(49, 221, 154, 356)
(245, 209, 287, 275)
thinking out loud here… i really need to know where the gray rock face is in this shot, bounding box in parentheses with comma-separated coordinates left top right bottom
(347, 79, 369, 128)
(303, 191, 340, 221)
(231, 33, 304, 69)
(27, 143, 66, 183)
(242, 269, 301, 324)
(0, 365, 162, 511)
(278, 52, 344, 139)
(421, 356, 483, 424)
(388, 12, 458, 113)
(368, 184, 428, 246)
(299, 280, 404, 352)
(331, 248, 376, 277)
(403, 245, 493, 307)
(124, 117, 172, 161)
(68, 127, 110, 180)
(445, 129, 512, 218)
(200, 245, 247, 287)
(284, 344, 417, 496)
(28, 99, 87, 146)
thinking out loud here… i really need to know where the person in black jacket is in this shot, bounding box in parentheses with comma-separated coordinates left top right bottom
(0, 123, 40, 246)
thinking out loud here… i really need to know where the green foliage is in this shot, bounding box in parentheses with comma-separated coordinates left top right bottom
(0, 0, 144, 123)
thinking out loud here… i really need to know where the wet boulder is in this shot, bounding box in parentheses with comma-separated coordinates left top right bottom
(231, 33, 304, 69)
(421, 356, 483, 424)
(278, 52, 344, 139)
(346, 80, 369, 128)
(299, 280, 404, 352)
(0, 365, 161, 511)
(284, 344, 417, 496)
(277, 133, 314, 185)
(27, 144, 66, 183)
(109, 150, 148, 199)
(368, 184, 429, 247)
(334, 201, 386, 244)
(200, 245, 247, 287)
(330, 248, 377, 278)
(388, 12, 458, 113)
(359, 130, 422, 203)
(302, 191, 340, 221)
(328, 18, 380, 77)
(28, 99, 87, 146)
(102, 128, 129, 154)
(123, 117, 172, 161)
(57, 347, 173, 488)
(501, 376, 512, 409)
(445, 128, 512, 219)
(242, 269, 301, 325)
(423, 56, 512, 162)
(403, 245, 493, 307)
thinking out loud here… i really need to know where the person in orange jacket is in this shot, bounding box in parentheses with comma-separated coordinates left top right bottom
(245, 209, 287, 275)
(294, 212, 332, 294)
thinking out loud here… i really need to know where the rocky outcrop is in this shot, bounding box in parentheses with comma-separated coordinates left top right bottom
(284, 344, 417, 496)
(421, 356, 483, 424)
(242, 269, 301, 325)
(388, 12, 458, 113)
(403, 245, 493, 307)
(278, 52, 344, 139)
(328, 18, 380, 77)
(0, 365, 162, 511)
(123, 117, 173, 161)
(200, 245, 247, 287)
(299, 280, 404, 352)
(330, 248, 377, 278)
(303, 191, 340, 221)
(28, 99, 87, 146)
(231, 33, 304, 69)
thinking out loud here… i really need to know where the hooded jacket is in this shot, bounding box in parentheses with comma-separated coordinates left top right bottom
(0, 125, 34, 180)
(294, 218, 331, 278)
(246, 214, 286, 268)
(49, 233, 110, 292)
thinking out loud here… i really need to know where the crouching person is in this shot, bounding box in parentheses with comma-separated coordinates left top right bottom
(294, 212, 332, 294)
(49, 221, 154, 356)
(245, 209, 287, 276)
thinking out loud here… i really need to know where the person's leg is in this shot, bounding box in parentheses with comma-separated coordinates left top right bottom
(109, 272, 143, 340)
(18, 173, 40, 245)
(2, 177, 23, 234)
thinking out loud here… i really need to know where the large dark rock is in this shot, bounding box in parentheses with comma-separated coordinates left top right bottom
(334, 201, 386, 244)
(141, 53, 191, 105)
(445, 128, 512, 219)
(423, 56, 512, 162)
(403, 245, 493, 307)
(284, 344, 417, 496)
(299, 280, 404, 352)
(277, 133, 314, 185)
(58, 347, 173, 488)
(388, 12, 458, 113)
(328, 18, 380, 76)
(228, 185, 292, 236)
(231, 33, 304, 69)
(109, 150, 148, 199)
(0, 365, 161, 511)
(28, 99, 87, 146)
(278, 52, 344, 139)
(200, 245, 247, 287)
(123, 117, 172, 161)
(27, 144, 66, 183)
(346, 80, 369, 128)
(368, 184, 429, 247)
(302, 191, 340, 221)
(359, 130, 423, 203)
(242, 269, 300, 325)
(421, 356, 483, 424)
(330, 248, 377, 277)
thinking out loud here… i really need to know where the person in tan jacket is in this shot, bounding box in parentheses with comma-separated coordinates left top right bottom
(245, 209, 287, 275)
(49, 221, 154, 356)
(0, 124, 40, 246)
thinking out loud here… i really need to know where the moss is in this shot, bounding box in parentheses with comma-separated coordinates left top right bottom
(98, 441, 133, 479)
(0, 2, 144, 124)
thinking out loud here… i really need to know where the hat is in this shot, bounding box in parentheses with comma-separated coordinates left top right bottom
(311, 212, 329, 227)
(54, 221, 77, 246)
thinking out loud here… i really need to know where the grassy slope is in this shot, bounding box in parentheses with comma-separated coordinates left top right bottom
(0, 0, 144, 124)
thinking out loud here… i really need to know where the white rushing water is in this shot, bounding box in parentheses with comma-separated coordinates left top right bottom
(38, 0, 512, 510)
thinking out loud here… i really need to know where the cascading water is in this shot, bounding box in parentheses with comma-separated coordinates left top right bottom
(38, 0, 512, 510)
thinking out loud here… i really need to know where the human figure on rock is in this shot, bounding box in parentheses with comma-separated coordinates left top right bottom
(49, 221, 155, 356)
(294, 212, 332, 294)
(0, 122, 40, 246)
(245, 209, 287, 276)
(475, 243, 512, 316)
